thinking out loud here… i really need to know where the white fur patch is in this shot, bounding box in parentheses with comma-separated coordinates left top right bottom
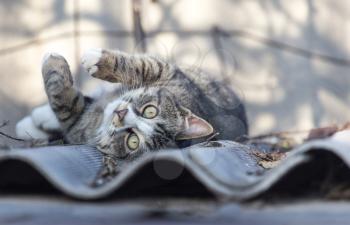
(103, 99, 123, 122)
(124, 105, 154, 135)
(97, 99, 123, 135)
(81, 48, 102, 75)
(16, 116, 49, 140)
(31, 104, 61, 131)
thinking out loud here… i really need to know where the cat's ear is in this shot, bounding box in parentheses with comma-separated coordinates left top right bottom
(176, 108, 214, 140)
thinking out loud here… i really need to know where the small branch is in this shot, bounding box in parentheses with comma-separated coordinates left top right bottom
(211, 26, 231, 84)
(0, 131, 25, 142)
(206, 132, 220, 142)
(249, 129, 311, 140)
(0, 120, 24, 142)
(73, 0, 82, 87)
(132, 0, 147, 52)
(0, 120, 9, 129)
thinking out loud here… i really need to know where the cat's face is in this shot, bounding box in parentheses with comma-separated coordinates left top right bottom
(96, 87, 213, 159)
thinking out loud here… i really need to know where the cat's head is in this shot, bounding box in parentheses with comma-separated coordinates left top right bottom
(96, 87, 213, 159)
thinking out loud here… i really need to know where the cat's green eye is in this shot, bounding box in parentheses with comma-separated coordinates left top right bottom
(126, 133, 139, 151)
(142, 105, 158, 119)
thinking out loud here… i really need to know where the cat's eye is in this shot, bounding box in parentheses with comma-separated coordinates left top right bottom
(126, 133, 139, 151)
(142, 105, 158, 119)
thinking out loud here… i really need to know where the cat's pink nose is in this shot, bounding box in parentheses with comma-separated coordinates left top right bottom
(115, 109, 128, 121)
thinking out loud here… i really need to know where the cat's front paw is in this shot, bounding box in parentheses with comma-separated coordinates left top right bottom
(81, 48, 102, 76)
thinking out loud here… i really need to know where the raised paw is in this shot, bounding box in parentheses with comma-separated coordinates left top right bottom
(81, 48, 119, 82)
(41, 52, 73, 94)
(81, 48, 102, 76)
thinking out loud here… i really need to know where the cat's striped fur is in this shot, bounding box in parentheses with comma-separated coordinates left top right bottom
(17, 49, 248, 164)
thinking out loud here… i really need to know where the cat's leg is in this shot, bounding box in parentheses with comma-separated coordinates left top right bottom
(41, 53, 86, 131)
(81, 48, 175, 86)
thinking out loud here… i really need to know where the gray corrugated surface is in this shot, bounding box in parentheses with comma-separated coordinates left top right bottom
(0, 139, 349, 201)
(0, 139, 350, 224)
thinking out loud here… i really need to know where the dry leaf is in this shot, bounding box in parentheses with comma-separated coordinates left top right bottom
(306, 125, 338, 141)
(252, 151, 286, 169)
(258, 160, 282, 169)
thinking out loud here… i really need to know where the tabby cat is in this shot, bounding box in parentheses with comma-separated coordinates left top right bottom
(16, 49, 248, 169)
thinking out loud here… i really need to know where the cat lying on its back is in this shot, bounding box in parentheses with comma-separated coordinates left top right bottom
(17, 49, 248, 163)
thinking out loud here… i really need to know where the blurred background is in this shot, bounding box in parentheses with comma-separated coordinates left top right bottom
(0, 0, 349, 142)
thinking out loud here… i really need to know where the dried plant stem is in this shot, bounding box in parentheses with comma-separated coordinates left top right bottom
(0, 131, 25, 142)
(0, 120, 25, 142)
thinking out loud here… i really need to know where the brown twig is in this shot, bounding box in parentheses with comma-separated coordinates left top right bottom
(0, 120, 9, 129)
(73, 0, 82, 87)
(249, 129, 312, 140)
(206, 132, 220, 142)
(211, 27, 231, 84)
(132, 0, 147, 52)
(0, 120, 25, 142)
(0, 131, 25, 142)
